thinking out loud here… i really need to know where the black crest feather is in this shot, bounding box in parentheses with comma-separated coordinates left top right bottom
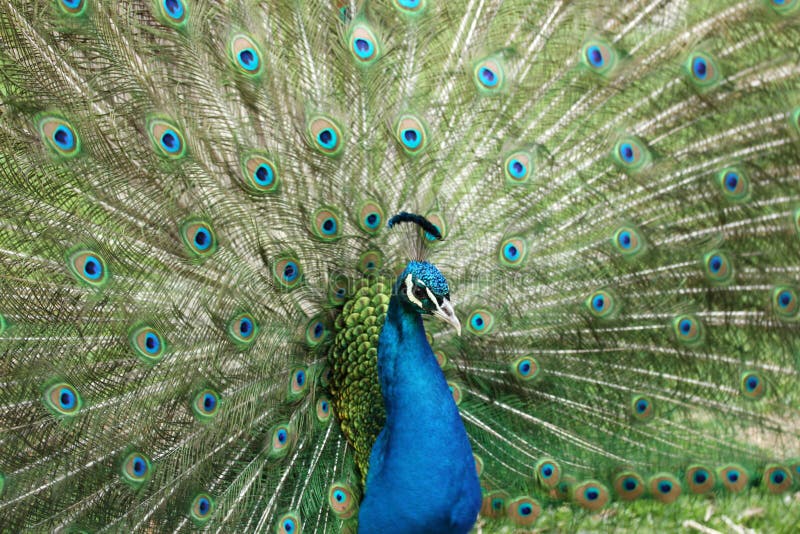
(387, 212, 443, 240)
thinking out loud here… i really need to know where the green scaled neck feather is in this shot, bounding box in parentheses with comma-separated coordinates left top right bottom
(329, 278, 391, 482)
(1, 0, 800, 532)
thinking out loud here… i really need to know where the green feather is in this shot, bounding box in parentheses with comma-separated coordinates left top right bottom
(0, 0, 799, 531)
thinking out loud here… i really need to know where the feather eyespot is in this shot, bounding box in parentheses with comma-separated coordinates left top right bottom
(228, 313, 258, 347)
(498, 237, 527, 268)
(630, 395, 654, 421)
(230, 34, 263, 76)
(349, 24, 380, 65)
(306, 317, 327, 346)
(270, 424, 295, 457)
(395, 115, 428, 155)
(473, 57, 505, 94)
(481, 490, 509, 517)
(573, 481, 609, 511)
(649, 474, 681, 503)
(180, 218, 217, 258)
(38, 116, 81, 157)
(67, 249, 109, 288)
(274, 255, 302, 289)
(312, 208, 342, 241)
(58, 0, 87, 15)
(358, 250, 383, 274)
(190, 493, 214, 524)
(613, 137, 650, 171)
(288, 368, 309, 398)
(328, 483, 357, 519)
(512, 356, 539, 381)
(586, 289, 618, 319)
(354, 202, 383, 236)
(613, 471, 645, 501)
(686, 51, 721, 89)
(740, 371, 766, 399)
(763, 465, 792, 494)
(329, 275, 350, 305)
(467, 309, 494, 335)
(156, 0, 188, 27)
(308, 116, 344, 156)
(507, 496, 541, 526)
(719, 464, 749, 492)
(612, 225, 645, 257)
(315, 395, 332, 423)
(192, 389, 220, 421)
(703, 251, 733, 285)
(43, 382, 82, 417)
(129, 325, 166, 364)
(358, 201, 384, 234)
(581, 39, 617, 75)
(686, 465, 715, 494)
(504, 151, 534, 185)
(147, 117, 186, 159)
(535, 459, 561, 488)
(717, 167, 750, 202)
(772, 286, 798, 320)
(672, 315, 703, 345)
(121, 452, 152, 487)
(276, 512, 302, 534)
(241, 153, 280, 194)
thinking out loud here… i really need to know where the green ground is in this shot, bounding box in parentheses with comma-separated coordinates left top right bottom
(477, 491, 800, 533)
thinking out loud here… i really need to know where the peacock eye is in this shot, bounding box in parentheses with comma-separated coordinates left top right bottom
(413, 285, 426, 299)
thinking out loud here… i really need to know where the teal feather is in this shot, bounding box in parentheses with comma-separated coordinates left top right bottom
(1, 0, 800, 532)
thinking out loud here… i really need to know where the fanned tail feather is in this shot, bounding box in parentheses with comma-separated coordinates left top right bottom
(0, 0, 799, 531)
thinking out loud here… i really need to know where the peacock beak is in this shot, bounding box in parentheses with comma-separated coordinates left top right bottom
(433, 298, 461, 336)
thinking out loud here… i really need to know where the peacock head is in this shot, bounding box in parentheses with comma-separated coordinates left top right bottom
(395, 261, 461, 335)
(396, 262, 461, 335)
(387, 212, 461, 334)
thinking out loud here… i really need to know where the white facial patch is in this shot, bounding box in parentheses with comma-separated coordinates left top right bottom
(424, 287, 440, 310)
(405, 274, 423, 308)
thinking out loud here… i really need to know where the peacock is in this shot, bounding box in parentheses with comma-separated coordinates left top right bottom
(1, 0, 800, 531)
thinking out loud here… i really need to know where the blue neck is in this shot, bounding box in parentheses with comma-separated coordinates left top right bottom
(357, 292, 482, 534)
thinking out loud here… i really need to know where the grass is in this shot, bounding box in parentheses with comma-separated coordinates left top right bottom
(476, 491, 800, 533)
